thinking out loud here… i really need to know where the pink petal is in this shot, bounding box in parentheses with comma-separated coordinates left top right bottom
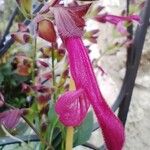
(0, 109, 23, 129)
(32, 84, 49, 93)
(67, 4, 91, 17)
(55, 89, 90, 127)
(117, 21, 129, 36)
(128, 15, 140, 22)
(95, 13, 140, 25)
(21, 83, 31, 93)
(37, 60, 49, 67)
(41, 72, 52, 81)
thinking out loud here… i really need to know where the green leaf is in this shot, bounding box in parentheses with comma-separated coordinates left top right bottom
(16, 0, 32, 19)
(48, 104, 58, 124)
(13, 74, 29, 84)
(73, 111, 94, 146)
(25, 103, 38, 122)
(0, 63, 12, 76)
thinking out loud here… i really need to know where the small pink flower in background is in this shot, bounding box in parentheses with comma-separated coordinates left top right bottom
(11, 32, 31, 44)
(95, 13, 140, 35)
(0, 109, 23, 129)
(32, 84, 50, 93)
(95, 13, 140, 24)
(12, 54, 32, 76)
(11, 23, 31, 44)
(37, 60, 49, 68)
(55, 89, 90, 127)
(21, 83, 31, 93)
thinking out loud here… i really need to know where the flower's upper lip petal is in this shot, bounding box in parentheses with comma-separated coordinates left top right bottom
(51, 4, 91, 38)
(66, 3, 92, 17)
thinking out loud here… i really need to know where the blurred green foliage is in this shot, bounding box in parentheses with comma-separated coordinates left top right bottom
(0, 61, 30, 108)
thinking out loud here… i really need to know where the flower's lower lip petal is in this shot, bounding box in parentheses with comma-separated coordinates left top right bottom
(55, 89, 90, 127)
(65, 37, 125, 150)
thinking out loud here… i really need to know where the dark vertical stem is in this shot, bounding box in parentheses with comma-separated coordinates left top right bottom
(0, 8, 18, 48)
(118, 0, 150, 125)
(126, 0, 134, 67)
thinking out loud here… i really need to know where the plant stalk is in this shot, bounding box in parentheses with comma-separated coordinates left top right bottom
(66, 127, 74, 150)
(65, 78, 75, 150)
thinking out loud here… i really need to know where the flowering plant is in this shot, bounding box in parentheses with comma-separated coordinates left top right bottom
(0, 0, 141, 149)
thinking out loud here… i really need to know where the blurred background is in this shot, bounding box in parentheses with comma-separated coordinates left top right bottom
(0, 0, 150, 150)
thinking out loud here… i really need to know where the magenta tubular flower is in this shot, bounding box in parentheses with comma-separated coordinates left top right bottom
(95, 13, 140, 35)
(65, 37, 124, 150)
(95, 13, 140, 25)
(11, 23, 31, 44)
(53, 5, 125, 150)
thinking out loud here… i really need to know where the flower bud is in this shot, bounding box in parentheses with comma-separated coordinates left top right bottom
(37, 20, 56, 43)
